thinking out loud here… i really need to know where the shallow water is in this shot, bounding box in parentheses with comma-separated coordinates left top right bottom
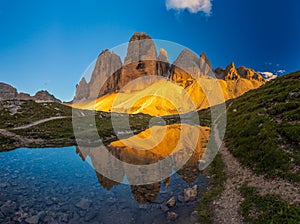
(0, 125, 210, 224)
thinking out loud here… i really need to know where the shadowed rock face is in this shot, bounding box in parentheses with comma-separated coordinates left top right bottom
(0, 82, 18, 100)
(89, 50, 122, 100)
(75, 77, 89, 100)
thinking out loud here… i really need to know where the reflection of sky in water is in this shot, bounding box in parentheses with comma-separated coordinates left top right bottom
(0, 146, 209, 223)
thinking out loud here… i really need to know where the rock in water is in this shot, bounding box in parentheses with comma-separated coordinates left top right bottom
(184, 185, 198, 201)
(25, 215, 40, 224)
(0, 200, 17, 215)
(167, 212, 178, 220)
(166, 196, 176, 208)
(75, 199, 91, 210)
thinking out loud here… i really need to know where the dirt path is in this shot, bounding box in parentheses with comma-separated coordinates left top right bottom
(12, 116, 70, 130)
(211, 124, 300, 224)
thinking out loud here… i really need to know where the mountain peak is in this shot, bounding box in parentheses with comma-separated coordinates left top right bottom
(129, 32, 152, 42)
(226, 61, 235, 69)
(158, 48, 168, 62)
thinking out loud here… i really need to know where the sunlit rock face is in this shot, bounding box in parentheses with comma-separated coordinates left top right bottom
(75, 124, 210, 203)
(74, 32, 266, 116)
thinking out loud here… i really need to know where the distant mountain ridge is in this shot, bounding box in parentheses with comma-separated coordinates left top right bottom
(75, 32, 266, 102)
(0, 82, 61, 103)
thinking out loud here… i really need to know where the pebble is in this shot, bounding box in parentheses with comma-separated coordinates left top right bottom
(25, 215, 40, 224)
(0, 200, 17, 215)
(167, 212, 178, 220)
(75, 199, 91, 210)
(184, 185, 198, 201)
(190, 211, 199, 223)
(84, 210, 97, 222)
(178, 195, 185, 202)
(160, 204, 169, 212)
(166, 196, 176, 208)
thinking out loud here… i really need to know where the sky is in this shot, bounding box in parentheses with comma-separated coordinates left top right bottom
(0, 0, 299, 101)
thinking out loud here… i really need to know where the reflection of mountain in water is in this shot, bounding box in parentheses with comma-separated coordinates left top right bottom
(76, 124, 210, 204)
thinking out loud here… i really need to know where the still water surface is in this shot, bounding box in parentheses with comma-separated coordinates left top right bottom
(0, 125, 210, 224)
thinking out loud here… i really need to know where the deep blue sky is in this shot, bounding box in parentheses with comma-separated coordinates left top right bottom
(0, 0, 299, 101)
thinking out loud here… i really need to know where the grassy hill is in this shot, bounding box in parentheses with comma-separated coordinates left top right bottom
(225, 71, 300, 181)
(0, 100, 72, 129)
(0, 100, 157, 151)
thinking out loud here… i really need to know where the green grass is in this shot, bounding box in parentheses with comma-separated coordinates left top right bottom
(197, 154, 226, 223)
(8, 112, 157, 148)
(225, 71, 300, 181)
(240, 185, 300, 224)
(0, 100, 72, 129)
(12, 118, 75, 140)
(0, 134, 17, 150)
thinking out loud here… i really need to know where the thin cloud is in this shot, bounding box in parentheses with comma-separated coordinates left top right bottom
(166, 0, 213, 15)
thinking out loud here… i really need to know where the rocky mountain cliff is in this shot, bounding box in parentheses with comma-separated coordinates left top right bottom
(75, 32, 172, 101)
(0, 82, 61, 103)
(75, 32, 265, 102)
(74, 32, 266, 115)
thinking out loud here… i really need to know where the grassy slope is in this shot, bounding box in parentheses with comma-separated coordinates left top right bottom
(197, 71, 300, 223)
(226, 71, 300, 181)
(240, 185, 300, 223)
(0, 100, 72, 129)
(0, 99, 164, 150)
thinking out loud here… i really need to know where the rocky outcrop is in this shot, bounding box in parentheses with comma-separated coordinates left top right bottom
(124, 32, 157, 64)
(75, 77, 89, 100)
(224, 62, 240, 80)
(200, 52, 213, 77)
(0, 82, 18, 100)
(18, 93, 31, 100)
(32, 90, 61, 103)
(215, 62, 265, 82)
(117, 32, 158, 91)
(0, 82, 61, 102)
(169, 49, 200, 88)
(169, 49, 216, 88)
(156, 48, 170, 77)
(237, 66, 265, 82)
